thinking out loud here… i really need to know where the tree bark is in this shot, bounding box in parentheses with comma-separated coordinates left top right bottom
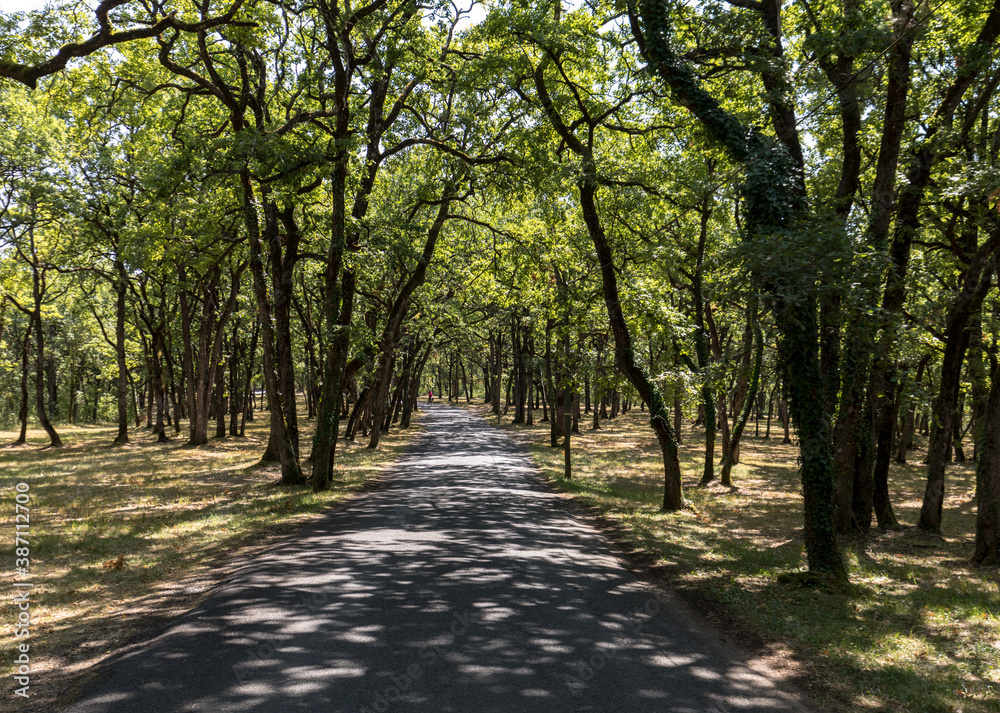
(12, 323, 31, 446)
(580, 177, 684, 510)
(721, 304, 763, 486)
(693, 199, 716, 485)
(830, 0, 916, 535)
(240, 169, 303, 485)
(896, 354, 930, 463)
(30, 253, 60, 447)
(972, 361, 1000, 564)
(920, 241, 998, 531)
(635, 1, 846, 577)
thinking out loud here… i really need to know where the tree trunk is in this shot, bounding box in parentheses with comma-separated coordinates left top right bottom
(240, 169, 304, 485)
(780, 400, 791, 444)
(151, 332, 169, 443)
(920, 241, 997, 531)
(145, 356, 154, 429)
(636, 2, 847, 577)
(368, 193, 451, 449)
(721, 305, 763, 486)
(873, 383, 901, 529)
(952, 398, 966, 464)
(896, 355, 930, 463)
(113, 264, 129, 444)
(240, 320, 260, 437)
(215, 338, 227, 439)
(578, 175, 683, 510)
(402, 345, 432, 428)
(12, 324, 31, 446)
(972, 361, 1000, 564)
(526, 351, 535, 426)
(163, 335, 181, 434)
(694, 199, 717, 486)
(229, 323, 241, 437)
(31, 271, 60, 448)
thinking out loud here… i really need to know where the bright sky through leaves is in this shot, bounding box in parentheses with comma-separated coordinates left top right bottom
(2, 0, 65, 11)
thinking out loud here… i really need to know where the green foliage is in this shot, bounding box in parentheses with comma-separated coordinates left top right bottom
(3, 0, 1000, 697)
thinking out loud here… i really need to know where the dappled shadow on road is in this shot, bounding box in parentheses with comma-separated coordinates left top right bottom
(67, 405, 807, 713)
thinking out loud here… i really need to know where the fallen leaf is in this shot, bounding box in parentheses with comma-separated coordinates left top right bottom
(102, 555, 126, 571)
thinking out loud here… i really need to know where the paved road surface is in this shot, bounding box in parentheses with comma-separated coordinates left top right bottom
(66, 404, 809, 713)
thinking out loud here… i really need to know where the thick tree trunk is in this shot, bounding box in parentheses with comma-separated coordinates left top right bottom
(972, 362, 1000, 564)
(920, 241, 997, 531)
(635, 2, 846, 577)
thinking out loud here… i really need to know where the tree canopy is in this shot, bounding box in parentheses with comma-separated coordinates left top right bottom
(4, 0, 1000, 581)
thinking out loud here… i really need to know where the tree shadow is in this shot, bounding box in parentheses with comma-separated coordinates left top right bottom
(65, 405, 809, 713)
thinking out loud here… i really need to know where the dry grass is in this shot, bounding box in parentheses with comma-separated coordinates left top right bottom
(0, 409, 419, 713)
(471, 402, 1000, 713)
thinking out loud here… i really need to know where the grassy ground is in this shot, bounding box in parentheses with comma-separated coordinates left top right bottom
(0, 409, 419, 713)
(468, 401, 1000, 713)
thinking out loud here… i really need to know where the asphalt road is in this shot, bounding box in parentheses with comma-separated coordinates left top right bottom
(66, 404, 809, 713)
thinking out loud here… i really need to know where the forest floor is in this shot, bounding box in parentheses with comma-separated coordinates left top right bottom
(0, 412, 419, 713)
(462, 401, 1000, 713)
